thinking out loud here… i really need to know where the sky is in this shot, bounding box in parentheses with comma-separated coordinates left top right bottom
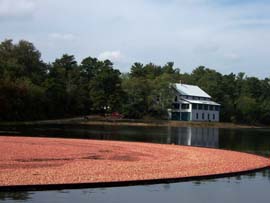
(1, 0, 270, 77)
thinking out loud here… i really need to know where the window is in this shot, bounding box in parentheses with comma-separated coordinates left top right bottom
(215, 106, 220, 111)
(202, 113, 205, 120)
(174, 96, 178, 102)
(213, 114, 215, 120)
(192, 104, 198, 110)
(196, 113, 199, 119)
(172, 103, 180, 109)
(208, 114, 210, 120)
(209, 105, 213, 111)
(181, 104, 189, 109)
(204, 104, 208, 110)
(198, 104, 203, 110)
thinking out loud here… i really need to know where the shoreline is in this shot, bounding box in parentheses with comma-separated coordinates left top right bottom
(78, 120, 260, 129)
(0, 117, 266, 129)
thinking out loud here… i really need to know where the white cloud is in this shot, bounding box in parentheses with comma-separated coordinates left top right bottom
(49, 33, 76, 41)
(223, 53, 240, 61)
(0, 0, 36, 18)
(1, 0, 270, 77)
(194, 43, 220, 54)
(98, 51, 123, 61)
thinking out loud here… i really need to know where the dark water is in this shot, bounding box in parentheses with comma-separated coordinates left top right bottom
(0, 125, 270, 203)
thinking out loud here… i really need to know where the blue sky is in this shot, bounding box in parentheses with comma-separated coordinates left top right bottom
(1, 0, 270, 77)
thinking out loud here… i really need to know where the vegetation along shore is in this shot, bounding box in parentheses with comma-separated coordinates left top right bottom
(0, 116, 262, 129)
(0, 39, 270, 125)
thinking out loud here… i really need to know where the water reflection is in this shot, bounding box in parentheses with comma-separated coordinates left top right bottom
(0, 192, 32, 201)
(167, 127, 219, 148)
(0, 125, 220, 149)
(0, 126, 270, 202)
(1, 169, 269, 202)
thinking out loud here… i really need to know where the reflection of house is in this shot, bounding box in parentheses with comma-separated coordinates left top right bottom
(167, 127, 219, 148)
(168, 83, 220, 122)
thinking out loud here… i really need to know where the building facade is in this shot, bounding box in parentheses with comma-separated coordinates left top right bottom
(168, 83, 220, 122)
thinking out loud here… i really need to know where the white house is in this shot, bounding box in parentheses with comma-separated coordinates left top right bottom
(168, 83, 220, 122)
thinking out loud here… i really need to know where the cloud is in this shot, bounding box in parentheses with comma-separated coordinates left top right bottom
(194, 43, 220, 54)
(1, 0, 270, 77)
(0, 0, 36, 19)
(49, 33, 76, 41)
(223, 53, 240, 61)
(98, 51, 123, 61)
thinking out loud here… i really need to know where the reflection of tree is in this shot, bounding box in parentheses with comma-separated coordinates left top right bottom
(193, 181, 202, 185)
(0, 192, 31, 201)
(192, 179, 217, 186)
(261, 169, 270, 180)
(219, 129, 270, 157)
(162, 183, 171, 190)
(246, 172, 256, 179)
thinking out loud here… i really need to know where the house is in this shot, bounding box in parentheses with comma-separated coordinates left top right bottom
(168, 83, 220, 122)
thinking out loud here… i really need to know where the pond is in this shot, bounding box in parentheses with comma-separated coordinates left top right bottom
(0, 125, 270, 203)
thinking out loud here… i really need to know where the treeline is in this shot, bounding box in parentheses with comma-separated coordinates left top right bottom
(0, 39, 270, 124)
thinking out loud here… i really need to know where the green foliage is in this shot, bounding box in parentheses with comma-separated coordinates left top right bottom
(0, 77, 47, 120)
(0, 40, 124, 120)
(122, 62, 180, 119)
(0, 39, 269, 125)
(180, 66, 270, 124)
(122, 77, 150, 118)
(0, 39, 47, 83)
(88, 59, 124, 112)
(235, 96, 259, 124)
(260, 100, 270, 124)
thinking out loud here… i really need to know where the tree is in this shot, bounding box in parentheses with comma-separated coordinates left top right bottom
(122, 62, 179, 119)
(130, 62, 145, 78)
(162, 62, 180, 75)
(80, 57, 101, 80)
(46, 54, 82, 116)
(122, 77, 150, 118)
(89, 60, 124, 112)
(236, 96, 260, 124)
(0, 40, 48, 121)
(1, 38, 270, 124)
(0, 39, 47, 83)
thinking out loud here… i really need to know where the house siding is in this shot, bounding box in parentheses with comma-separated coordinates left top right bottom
(191, 110, 219, 122)
(169, 83, 220, 122)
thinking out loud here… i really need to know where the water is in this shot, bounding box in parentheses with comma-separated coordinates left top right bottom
(0, 125, 270, 203)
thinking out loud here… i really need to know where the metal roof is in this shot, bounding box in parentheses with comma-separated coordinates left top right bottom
(183, 98, 221, 106)
(174, 83, 211, 98)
